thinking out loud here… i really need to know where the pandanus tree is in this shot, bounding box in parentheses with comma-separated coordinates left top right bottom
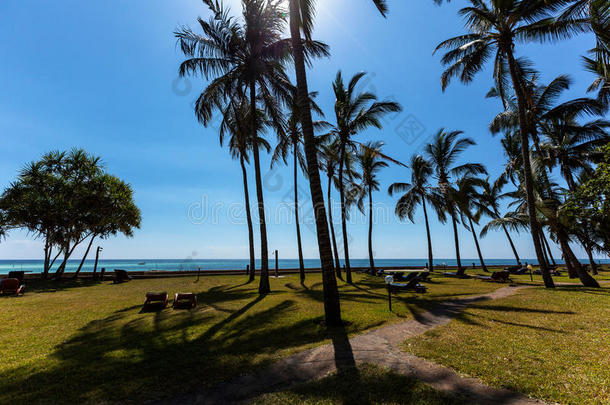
(425, 129, 486, 277)
(476, 177, 522, 266)
(272, 90, 325, 283)
(389, 155, 445, 272)
(434, 0, 588, 288)
(0, 150, 140, 280)
(355, 142, 388, 273)
(176, 0, 302, 294)
(328, 71, 402, 283)
(287, 0, 388, 324)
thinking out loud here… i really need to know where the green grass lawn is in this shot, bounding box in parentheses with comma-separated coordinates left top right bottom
(0, 272, 500, 404)
(404, 284, 610, 405)
(252, 363, 468, 405)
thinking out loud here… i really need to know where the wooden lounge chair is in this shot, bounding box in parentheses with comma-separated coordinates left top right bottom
(143, 292, 169, 310)
(113, 269, 132, 283)
(7, 271, 25, 283)
(504, 265, 521, 274)
(477, 270, 512, 283)
(1, 278, 25, 296)
(173, 293, 197, 309)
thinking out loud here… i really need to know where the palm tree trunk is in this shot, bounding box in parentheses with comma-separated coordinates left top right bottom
(422, 198, 434, 272)
(74, 235, 96, 278)
(505, 49, 554, 288)
(328, 173, 342, 279)
(452, 213, 464, 276)
(495, 208, 521, 266)
(540, 232, 551, 269)
(541, 231, 557, 266)
(368, 186, 375, 273)
(585, 245, 598, 275)
(289, 0, 342, 325)
(294, 142, 305, 283)
(468, 217, 488, 272)
(250, 82, 270, 295)
(240, 154, 256, 282)
(43, 236, 51, 279)
(557, 230, 599, 287)
(338, 138, 352, 283)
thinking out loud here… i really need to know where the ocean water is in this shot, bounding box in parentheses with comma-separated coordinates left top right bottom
(1, 258, 608, 275)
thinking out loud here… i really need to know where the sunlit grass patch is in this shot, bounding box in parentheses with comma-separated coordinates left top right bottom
(404, 285, 610, 404)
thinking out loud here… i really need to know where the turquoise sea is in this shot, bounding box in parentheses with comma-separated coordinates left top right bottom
(1, 258, 608, 275)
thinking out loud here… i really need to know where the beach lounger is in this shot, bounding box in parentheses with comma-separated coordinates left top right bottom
(504, 266, 521, 273)
(143, 292, 169, 310)
(477, 270, 512, 283)
(7, 271, 25, 283)
(173, 293, 197, 309)
(1, 278, 25, 296)
(113, 269, 131, 283)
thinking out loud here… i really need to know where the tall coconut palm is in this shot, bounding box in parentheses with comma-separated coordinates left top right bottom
(318, 136, 344, 278)
(355, 142, 388, 273)
(220, 99, 271, 282)
(272, 90, 326, 283)
(389, 155, 445, 272)
(329, 71, 402, 283)
(176, 0, 295, 295)
(540, 117, 610, 190)
(476, 177, 522, 266)
(287, 0, 389, 324)
(455, 175, 489, 272)
(434, 0, 584, 288)
(425, 129, 486, 277)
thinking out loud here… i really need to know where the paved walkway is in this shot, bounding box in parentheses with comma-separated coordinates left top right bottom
(159, 285, 546, 405)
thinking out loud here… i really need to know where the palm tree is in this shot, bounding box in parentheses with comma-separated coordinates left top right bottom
(329, 71, 402, 283)
(389, 155, 444, 272)
(540, 117, 609, 191)
(176, 0, 295, 295)
(287, 0, 388, 325)
(355, 142, 388, 273)
(455, 175, 489, 272)
(434, 0, 583, 288)
(425, 129, 486, 277)
(220, 99, 271, 282)
(476, 177, 522, 266)
(272, 91, 325, 283)
(318, 136, 344, 279)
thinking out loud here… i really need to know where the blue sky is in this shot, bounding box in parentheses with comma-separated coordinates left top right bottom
(0, 0, 601, 260)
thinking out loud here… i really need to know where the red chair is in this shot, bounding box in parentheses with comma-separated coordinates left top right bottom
(1, 278, 25, 296)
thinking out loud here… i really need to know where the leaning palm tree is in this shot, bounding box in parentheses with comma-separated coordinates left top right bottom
(388, 155, 444, 272)
(286, 0, 388, 325)
(425, 129, 486, 277)
(434, 0, 584, 288)
(272, 91, 326, 283)
(355, 142, 388, 274)
(176, 0, 295, 295)
(475, 177, 522, 266)
(329, 71, 402, 283)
